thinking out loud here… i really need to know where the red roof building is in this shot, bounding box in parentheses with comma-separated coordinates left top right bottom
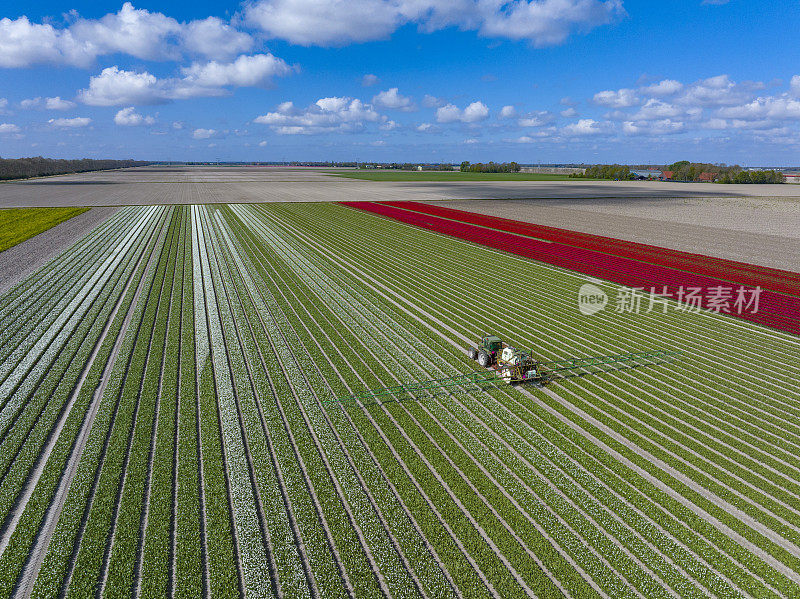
(699, 172, 717, 182)
(660, 170, 673, 180)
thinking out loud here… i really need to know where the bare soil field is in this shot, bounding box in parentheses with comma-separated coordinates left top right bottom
(435, 197, 800, 273)
(3, 166, 800, 208)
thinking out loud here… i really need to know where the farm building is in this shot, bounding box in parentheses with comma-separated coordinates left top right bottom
(630, 169, 662, 180)
(783, 172, 800, 183)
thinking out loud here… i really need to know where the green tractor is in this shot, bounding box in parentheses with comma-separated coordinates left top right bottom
(469, 334, 541, 383)
(468, 335, 503, 368)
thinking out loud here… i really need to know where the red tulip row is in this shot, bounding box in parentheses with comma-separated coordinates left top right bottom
(379, 201, 800, 298)
(342, 201, 800, 335)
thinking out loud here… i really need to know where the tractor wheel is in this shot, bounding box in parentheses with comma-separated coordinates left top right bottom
(468, 348, 478, 360)
(477, 351, 491, 367)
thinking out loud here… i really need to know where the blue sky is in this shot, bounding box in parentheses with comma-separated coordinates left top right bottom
(2, 0, 800, 164)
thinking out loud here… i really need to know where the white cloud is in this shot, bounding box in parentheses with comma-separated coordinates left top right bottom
(380, 119, 399, 130)
(676, 74, 752, 107)
(180, 54, 292, 88)
(560, 107, 578, 117)
(244, 0, 625, 47)
(245, 0, 402, 45)
(258, 140, 268, 146)
(0, 17, 86, 68)
(79, 67, 164, 106)
(48, 117, 91, 127)
(79, 56, 292, 106)
(372, 87, 415, 111)
(511, 130, 553, 142)
(476, 0, 625, 46)
(67, 3, 183, 62)
(622, 119, 684, 135)
(114, 106, 155, 126)
(641, 79, 683, 96)
(717, 97, 800, 121)
(791, 75, 800, 98)
(254, 96, 381, 134)
(0, 123, 21, 134)
(593, 88, 639, 108)
(631, 98, 681, 120)
(518, 110, 554, 127)
(181, 17, 253, 59)
(0, 98, 8, 113)
(20, 96, 76, 110)
(46, 97, 76, 110)
(462, 101, 489, 122)
(193, 128, 217, 139)
(435, 104, 461, 123)
(562, 118, 603, 135)
(362, 73, 379, 86)
(464, 138, 478, 144)
(416, 122, 433, 132)
(499, 105, 517, 119)
(701, 118, 728, 130)
(0, 4, 255, 68)
(436, 101, 488, 123)
(422, 94, 443, 108)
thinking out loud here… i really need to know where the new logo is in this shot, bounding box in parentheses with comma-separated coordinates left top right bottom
(578, 283, 608, 315)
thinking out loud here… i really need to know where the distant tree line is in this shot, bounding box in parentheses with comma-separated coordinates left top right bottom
(0, 157, 151, 181)
(716, 170, 784, 184)
(571, 164, 630, 180)
(664, 161, 785, 183)
(572, 160, 785, 183)
(460, 161, 521, 173)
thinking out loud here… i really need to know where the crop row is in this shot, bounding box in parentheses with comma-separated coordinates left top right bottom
(379, 201, 800, 297)
(0, 207, 169, 598)
(343, 201, 799, 334)
(249, 206, 714, 596)
(246, 203, 724, 597)
(306, 205, 800, 540)
(218, 208, 462, 599)
(228, 204, 699, 596)
(254, 201, 800, 596)
(0, 209, 163, 507)
(0, 206, 135, 330)
(0, 208, 136, 371)
(4, 201, 797, 597)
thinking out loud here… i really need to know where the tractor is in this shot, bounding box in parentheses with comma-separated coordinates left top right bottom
(469, 335, 541, 383)
(331, 332, 681, 403)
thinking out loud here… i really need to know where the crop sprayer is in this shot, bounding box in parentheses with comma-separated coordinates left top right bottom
(329, 334, 681, 405)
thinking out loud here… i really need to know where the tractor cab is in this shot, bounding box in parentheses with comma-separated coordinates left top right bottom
(481, 335, 502, 353)
(468, 335, 504, 368)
